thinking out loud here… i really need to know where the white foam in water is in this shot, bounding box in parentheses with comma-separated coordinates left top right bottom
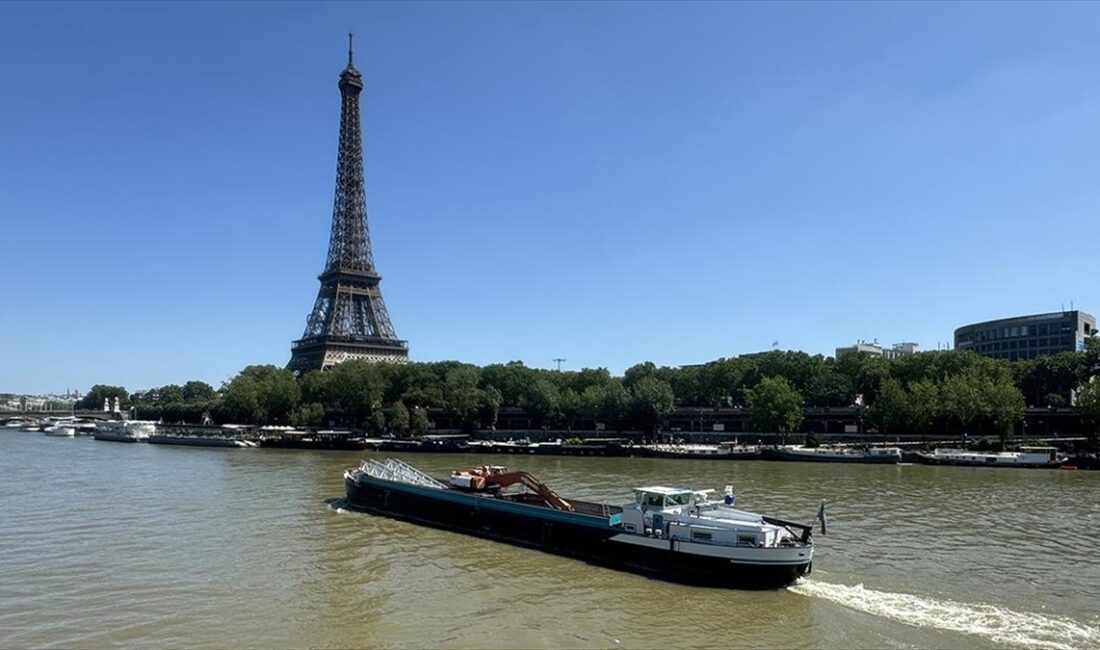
(327, 499, 354, 515)
(789, 579, 1100, 650)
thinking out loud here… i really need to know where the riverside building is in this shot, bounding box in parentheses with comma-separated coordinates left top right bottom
(834, 341, 920, 360)
(954, 310, 1095, 361)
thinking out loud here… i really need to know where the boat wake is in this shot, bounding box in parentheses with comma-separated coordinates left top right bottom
(325, 498, 356, 514)
(789, 579, 1100, 650)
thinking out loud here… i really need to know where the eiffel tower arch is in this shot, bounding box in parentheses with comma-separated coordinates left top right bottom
(288, 36, 409, 373)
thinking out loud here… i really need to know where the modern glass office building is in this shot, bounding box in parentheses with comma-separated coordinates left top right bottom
(954, 310, 1096, 361)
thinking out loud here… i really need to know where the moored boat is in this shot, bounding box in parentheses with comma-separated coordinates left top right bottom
(532, 438, 633, 457)
(645, 443, 762, 460)
(148, 434, 250, 448)
(916, 446, 1065, 469)
(261, 428, 366, 450)
(769, 445, 901, 464)
(343, 459, 816, 589)
(73, 421, 98, 436)
(94, 420, 156, 443)
(148, 423, 256, 448)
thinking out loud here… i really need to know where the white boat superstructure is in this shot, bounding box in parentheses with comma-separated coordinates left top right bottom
(647, 443, 762, 459)
(94, 420, 156, 442)
(616, 485, 814, 562)
(44, 425, 76, 437)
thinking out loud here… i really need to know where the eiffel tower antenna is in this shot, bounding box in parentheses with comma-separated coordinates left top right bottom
(288, 38, 409, 373)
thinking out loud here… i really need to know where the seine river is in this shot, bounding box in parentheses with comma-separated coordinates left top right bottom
(2, 431, 1098, 649)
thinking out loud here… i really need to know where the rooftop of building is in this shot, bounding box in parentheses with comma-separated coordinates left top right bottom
(955, 310, 1095, 333)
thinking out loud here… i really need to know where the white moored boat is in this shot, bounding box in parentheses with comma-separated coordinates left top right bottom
(94, 420, 156, 443)
(916, 446, 1065, 469)
(646, 443, 762, 459)
(43, 425, 76, 437)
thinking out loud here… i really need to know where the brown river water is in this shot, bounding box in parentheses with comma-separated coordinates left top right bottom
(1, 431, 1098, 649)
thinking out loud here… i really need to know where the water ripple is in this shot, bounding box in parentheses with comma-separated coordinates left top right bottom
(1, 435, 1098, 648)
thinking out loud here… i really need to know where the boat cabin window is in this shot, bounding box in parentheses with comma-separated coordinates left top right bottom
(634, 489, 693, 508)
(666, 492, 693, 507)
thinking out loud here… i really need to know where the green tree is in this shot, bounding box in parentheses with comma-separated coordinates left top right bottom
(941, 371, 982, 433)
(984, 377, 1025, 446)
(369, 408, 387, 436)
(77, 385, 129, 410)
(157, 384, 184, 403)
(182, 380, 216, 402)
(1082, 336, 1100, 381)
(298, 371, 331, 407)
(563, 367, 615, 395)
(443, 367, 482, 431)
(326, 361, 385, 424)
(1076, 381, 1100, 453)
(836, 352, 890, 405)
(410, 406, 431, 437)
(400, 363, 446, 408)
(219, 365, 301, 424)
(870, 378, 909, 434)
(524, 377, 561, 428)
(290, 402, 325, 427)
(557, 388, 582, 430)
(389, 401, 410, 437)
(580, 381, 630, 428)
(623, 362, 658, 391)
(479, 361, 532, 407)
(479, 386, 502, 431)
(629, 376, 675, 437)
(746, 376, 804, 436)
(1015, 353, 1083, 406)
(907, 379, 941, 434)
(218, 375, 261, 423)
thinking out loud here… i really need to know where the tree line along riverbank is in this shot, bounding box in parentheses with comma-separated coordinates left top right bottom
(68, 342, 1100, 451)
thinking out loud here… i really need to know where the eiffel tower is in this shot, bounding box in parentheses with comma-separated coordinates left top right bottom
(288, 35, 409, 373)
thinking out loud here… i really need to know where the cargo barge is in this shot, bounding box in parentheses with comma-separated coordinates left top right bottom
(343, 459, 815, 589)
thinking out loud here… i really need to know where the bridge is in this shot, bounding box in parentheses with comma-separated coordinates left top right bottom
(1, 410, 123, 421)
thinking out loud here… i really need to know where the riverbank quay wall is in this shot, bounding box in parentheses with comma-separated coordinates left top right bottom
(122, 408, 1086, 447)
(425, 406, 1086, 441)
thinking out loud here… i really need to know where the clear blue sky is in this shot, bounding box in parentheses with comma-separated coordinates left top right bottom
(2, 1, 1098, 394)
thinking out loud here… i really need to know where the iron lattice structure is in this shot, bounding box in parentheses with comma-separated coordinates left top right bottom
(288, 37, 408, 373)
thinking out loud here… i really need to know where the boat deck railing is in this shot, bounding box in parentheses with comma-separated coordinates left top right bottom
(361, 458, 448, 489)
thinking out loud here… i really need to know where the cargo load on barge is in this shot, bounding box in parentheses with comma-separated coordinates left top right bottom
(343, 459, 816, 589)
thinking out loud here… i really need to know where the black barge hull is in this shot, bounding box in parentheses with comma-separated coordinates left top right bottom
(344, 476, 810, 589)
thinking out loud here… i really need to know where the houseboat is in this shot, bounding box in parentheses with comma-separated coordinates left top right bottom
(770, 445, 902, 464)
(645, 443, 762, 460)
(916, 446, 1065, 469)
(94, 420, 156, 443)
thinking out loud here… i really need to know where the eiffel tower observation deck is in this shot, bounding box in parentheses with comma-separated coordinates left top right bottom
(288, 35, 409, 373)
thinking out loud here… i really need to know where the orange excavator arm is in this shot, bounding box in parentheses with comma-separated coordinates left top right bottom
(486, 471, 575, 512)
